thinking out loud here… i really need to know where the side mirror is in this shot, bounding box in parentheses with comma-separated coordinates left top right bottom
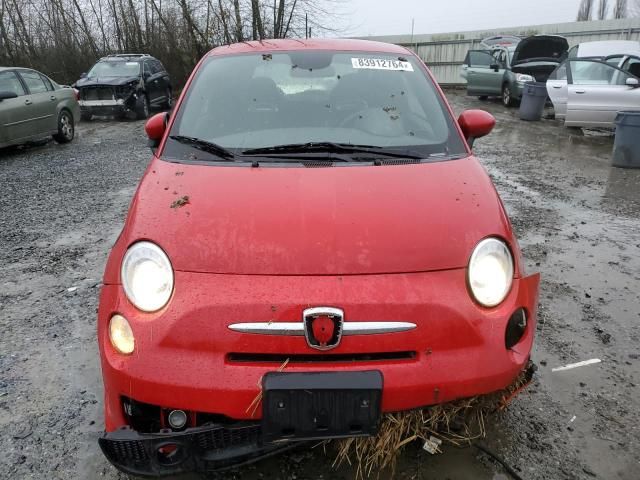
(490, 63, 500, 71)
(80, 72, 87, 79)
(626, 77, 639, 88)
(145, 112, 168, 149)
(458, 110, 496, 147)
(0, 91, 18, 102)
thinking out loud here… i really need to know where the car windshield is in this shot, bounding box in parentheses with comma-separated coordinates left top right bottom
(88, 61, 140, 77)
(165, 51, 466, 161)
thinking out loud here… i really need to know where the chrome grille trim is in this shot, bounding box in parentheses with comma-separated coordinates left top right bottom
(228, 321, 416, 336)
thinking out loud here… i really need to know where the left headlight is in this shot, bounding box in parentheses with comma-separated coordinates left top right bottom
(121, 241, 174, 312)
(468, 238, 514, 307)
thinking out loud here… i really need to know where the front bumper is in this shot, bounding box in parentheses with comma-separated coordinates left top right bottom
(99, 269, 540, 429)
(514, 82, 525, 99)
(79, 99, 128, 116)
(99, 422, 296, 477)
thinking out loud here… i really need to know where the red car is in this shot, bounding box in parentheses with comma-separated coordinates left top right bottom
(98, 39, 540, 476)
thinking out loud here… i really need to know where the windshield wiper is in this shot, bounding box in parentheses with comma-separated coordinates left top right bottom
(242, 142, 424, 160)
(170, 135, 236, 160)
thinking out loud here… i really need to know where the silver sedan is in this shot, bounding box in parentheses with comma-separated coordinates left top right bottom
(547, 58, 640, 128)
(0, 67, 80, 149)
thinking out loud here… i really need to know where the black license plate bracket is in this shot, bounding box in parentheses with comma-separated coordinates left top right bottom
(261, 371, 383, 443)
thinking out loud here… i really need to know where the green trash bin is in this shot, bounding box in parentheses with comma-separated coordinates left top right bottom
(612, 111, 640, 169)
(518, 82, 547, 121)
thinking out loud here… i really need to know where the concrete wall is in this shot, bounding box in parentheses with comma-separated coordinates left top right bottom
(358, 18, 640, 85)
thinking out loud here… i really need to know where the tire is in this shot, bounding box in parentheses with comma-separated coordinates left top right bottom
(164, 88, 173, 110)
(478, 96, 488, 100)
(502, 84, 516, 107)
(135, 93, 150, 120)
(52, 110, 74, 143)
(80, 111, 92, 122)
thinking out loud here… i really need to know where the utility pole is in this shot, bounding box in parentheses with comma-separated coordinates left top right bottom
(411, 18, 415, 45)
(305, 14, 308, 39)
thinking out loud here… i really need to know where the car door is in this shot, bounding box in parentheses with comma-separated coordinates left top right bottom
(464, 50, 503, 96)
(546, 60, 569, 119)
(565, 59, 640, 128)
(154, 60, 171, 100)
(0, 70, 31, 145)
(16, 69, 58, 135)
(144, 60, 164, 107)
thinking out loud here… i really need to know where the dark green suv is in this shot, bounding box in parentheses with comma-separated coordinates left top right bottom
(461, 35, 569, 107)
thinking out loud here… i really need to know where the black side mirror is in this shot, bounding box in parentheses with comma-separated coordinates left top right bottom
(490, 63, 500, 71)
(0, 91, 18, 102)
(80, 72, 87, 79)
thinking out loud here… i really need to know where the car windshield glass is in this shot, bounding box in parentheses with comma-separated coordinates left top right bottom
(88, 61, 140, 77)
(165, 51, 466, 161)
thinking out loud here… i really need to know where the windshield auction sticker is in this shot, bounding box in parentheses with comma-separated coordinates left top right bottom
(351, 58, 414, 71)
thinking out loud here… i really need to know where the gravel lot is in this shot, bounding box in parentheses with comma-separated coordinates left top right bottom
(1, 91, 639, 480)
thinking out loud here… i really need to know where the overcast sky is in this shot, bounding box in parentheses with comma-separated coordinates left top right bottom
(345, 0, 585, 37)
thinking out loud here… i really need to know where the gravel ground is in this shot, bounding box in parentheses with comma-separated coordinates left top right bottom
(1, 91, 639, 480)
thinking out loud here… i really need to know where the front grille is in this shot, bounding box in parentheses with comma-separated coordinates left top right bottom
(227, 351, 417, 363)
(81, 86, 115, 101)
(194, 424, 261, 452)
(102, 439, 149, 462)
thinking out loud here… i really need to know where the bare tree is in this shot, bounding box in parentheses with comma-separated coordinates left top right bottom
(613, 0, 628, 17)
(577, 0, 594, 20)
(0, 0, 347, 86)
(597, 0, 609, 18)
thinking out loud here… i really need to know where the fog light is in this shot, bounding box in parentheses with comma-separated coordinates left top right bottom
(109, 314, 135, 355)
(167, 410, 187, 429)
(505, 308, 527, 349)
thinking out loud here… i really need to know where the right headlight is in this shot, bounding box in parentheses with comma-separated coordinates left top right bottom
(121, 241, 174, 312)
(468, 238, 514, 307)
(516, 73, 535, 83)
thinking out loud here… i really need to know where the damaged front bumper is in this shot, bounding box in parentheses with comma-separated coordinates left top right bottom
(100, 362, 536, 477)
(99, 422, 296, 477)
(79, 87, 137, 116)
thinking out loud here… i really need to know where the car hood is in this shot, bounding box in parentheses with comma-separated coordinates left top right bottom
(108, 156, 515, 277)
(512, 35, 568, 65)
(75, 76, 139, 87)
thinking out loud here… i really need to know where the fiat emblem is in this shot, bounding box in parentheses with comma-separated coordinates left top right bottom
(303, 307, 344, 351)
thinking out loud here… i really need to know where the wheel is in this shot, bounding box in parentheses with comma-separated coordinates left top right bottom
(135, 93, 150, 120)
(164, 88, 173, 110)
(52, 110, 74, 143)
(478, 96, 488, 100)
(502, 84, 516, 107)
(80, 111, 92, 121)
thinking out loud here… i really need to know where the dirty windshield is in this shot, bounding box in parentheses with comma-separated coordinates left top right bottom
(166, 51, 466, 160)
(87, 61, 140, 78)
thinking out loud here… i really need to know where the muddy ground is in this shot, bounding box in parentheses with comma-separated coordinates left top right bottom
(1, 90, 639, 480)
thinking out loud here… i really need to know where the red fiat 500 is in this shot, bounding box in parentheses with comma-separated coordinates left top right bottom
(98, 39, 540, 476)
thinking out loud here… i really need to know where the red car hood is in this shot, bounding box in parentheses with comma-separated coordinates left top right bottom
(118, 156, 513, 276)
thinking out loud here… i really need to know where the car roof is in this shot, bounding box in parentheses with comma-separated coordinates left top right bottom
(576, 40, 640, 58)
(208, 38, 410, 57)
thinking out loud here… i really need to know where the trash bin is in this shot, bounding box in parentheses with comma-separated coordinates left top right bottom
(612, 111, 640, 169)
(518, 82, 547, 121)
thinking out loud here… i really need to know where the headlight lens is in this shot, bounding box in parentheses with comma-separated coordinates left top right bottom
(516, 73, 535, 83)
(121, 241, 174, 312)
(109, 314, 135, 354)
(468, 238, 514, 307)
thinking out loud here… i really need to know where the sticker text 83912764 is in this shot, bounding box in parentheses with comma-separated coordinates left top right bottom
(351, 58, 414, 72)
